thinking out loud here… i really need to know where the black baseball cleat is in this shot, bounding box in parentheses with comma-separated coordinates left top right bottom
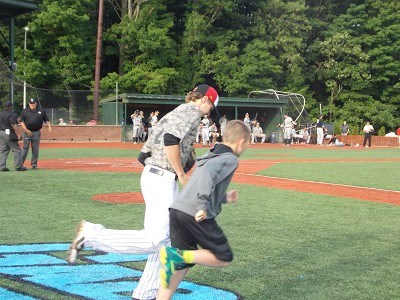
(32, 166, 38, 170)
(67, 220, 86, 264)
(16, 167, 27, 171)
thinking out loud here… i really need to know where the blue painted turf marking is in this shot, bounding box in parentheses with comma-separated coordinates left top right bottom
(0, 243, 239, 299)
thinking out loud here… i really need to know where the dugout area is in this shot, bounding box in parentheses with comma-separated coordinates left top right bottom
(100, 92, 289, 142)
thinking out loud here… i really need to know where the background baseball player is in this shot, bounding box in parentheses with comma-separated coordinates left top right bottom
(67, 84, 219, 300)
(282, 114, 296, 146)
(201, 114, 210, 146)
(131, 110, 142, 144)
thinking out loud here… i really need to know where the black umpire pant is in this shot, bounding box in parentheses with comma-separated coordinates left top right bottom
(21, 130, 41, 168)
(363, 132, 372, 147)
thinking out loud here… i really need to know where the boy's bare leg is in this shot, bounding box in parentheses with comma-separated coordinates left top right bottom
(192, 249, 231, 267)
(157, 268, 188, 300)
(158, 248, 231, 299)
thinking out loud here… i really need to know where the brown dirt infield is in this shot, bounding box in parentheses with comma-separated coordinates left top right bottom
(38, 142, 400, 206)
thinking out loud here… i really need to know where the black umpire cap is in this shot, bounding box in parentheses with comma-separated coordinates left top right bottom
(3, 101, 13, 108)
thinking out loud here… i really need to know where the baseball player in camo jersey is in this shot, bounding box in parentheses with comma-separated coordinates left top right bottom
(67, 84, 219, 300)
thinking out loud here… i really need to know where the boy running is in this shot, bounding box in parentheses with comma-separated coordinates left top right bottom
(156, 120, 251, 300)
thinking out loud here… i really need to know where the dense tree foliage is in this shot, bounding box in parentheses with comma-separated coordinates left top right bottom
(1, 0, 399, 131)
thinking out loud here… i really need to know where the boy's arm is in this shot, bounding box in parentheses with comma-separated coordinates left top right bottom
(195, 210, 206, 222)
(226, 190, 238, 203)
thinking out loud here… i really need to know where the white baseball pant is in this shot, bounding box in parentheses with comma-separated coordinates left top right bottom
(317, 127, 324, 145)
(202, 128, 209, 145)
(82, 164, 178, 300)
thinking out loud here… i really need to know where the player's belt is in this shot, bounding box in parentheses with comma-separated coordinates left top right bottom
(148, 166, 178, 181)
(149, 167, 164, 176)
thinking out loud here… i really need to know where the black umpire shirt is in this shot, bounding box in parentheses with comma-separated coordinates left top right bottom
(20, 108, 49, 131)
(0, 109, 19, 140)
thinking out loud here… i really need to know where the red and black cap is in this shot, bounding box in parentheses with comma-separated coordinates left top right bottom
(193, 84, 219, 108)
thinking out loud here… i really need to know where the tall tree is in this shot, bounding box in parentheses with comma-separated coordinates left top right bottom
(309, 0, 399, 129)
(23, 0, 97, 89)
(101, 0, 179, 94)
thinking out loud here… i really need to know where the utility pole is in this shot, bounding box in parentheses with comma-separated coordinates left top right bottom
(23, 26, 29, 109)
(93, 0, 104, 121)
(9, 18, 15, 104)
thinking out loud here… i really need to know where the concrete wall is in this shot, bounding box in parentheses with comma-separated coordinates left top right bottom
(40, 125, 123, 142)
(34, 126, 399, 146)
(339, 135, 399, 147)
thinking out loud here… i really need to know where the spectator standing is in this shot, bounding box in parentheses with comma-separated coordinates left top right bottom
(362, 121, 374, 147)
(58, 118, 67, 125)
(19, 99, 52, 169)
(219, 114, 227, 137)
(0, 101, 26, 171)
(341, 121, 349, 135)
(316, 115, 324, 145)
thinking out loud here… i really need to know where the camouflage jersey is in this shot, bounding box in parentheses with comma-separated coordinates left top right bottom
(140, 103, 202, 173)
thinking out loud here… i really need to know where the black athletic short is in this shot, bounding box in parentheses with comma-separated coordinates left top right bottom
(169, 208, 233, 263)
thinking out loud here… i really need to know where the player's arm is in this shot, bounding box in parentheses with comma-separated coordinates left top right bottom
(138, 151, 151, 166)
(164, 133, 188, 185)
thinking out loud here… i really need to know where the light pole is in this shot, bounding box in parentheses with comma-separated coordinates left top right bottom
(23, 26, 29, 109)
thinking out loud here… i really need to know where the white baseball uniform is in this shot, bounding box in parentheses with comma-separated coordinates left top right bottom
(80, 103, 201, 300)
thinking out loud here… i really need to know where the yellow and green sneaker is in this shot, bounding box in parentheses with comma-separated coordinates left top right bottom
(159, 246, 186, 288)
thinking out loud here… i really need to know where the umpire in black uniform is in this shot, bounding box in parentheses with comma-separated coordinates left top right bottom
(0, 101, 27, 171)
(19, 99, 52, 169)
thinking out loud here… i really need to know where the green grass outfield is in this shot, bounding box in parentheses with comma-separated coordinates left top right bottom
(1, 145, 399, 299)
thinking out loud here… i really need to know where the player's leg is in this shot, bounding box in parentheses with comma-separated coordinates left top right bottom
(132, 166, 179, 299)
(68, 166, 178, 263)
(132, 252, 162, 300)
